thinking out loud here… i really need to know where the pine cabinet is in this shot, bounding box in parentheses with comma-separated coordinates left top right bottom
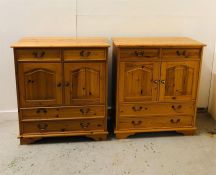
(113, 37, 205, 139)
(12, 37, 109, 144)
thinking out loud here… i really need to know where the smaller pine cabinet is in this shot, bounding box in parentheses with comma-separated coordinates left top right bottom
(113, 37, 205, 139)
(12, 37, 109, 144)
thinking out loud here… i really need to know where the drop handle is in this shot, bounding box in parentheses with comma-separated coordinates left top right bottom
(27, 80, 34, 84)
(80, 122, 90, 129)
(132, 106, 143, 112)
(36, 108, 47, 114)
(37, 123, 48, 131)
(170, 119, 181, 124)
(134, 51, 145, 57)
(32, 51, 45, 58)
(171, 105, 182, 111)
(80, 108, 90, 114)
(80, 50, 91, 57)
(132, 120, 142, 125)
(176, 50, 188, 57)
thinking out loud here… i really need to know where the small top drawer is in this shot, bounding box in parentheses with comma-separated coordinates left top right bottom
(120, 48, 160, 60)
(16, 49, 61, 61)
(21, 108, 60, 120)
(60, 106, 105, 118)
(63, 48, 106, 60)
(162, 48, 201, 59)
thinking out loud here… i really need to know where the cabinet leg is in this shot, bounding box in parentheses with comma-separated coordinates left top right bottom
(177, 130, 196, 136)
(20, 137, 42, 145)
(115, 133, 135, 139)
(86, 134, 107, 141)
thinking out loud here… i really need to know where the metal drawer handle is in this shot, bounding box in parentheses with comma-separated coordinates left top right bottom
(80, 108, 90, 115)
(134, 51, 145, 57)
(132, 120, 142, 125)
(132, 106, 143, 112)
(36, 108, 47, 114)
(32, 51, 45, 58)
(172, 105, 182, 111)
(80, 122, 90, 129)
(37, 123, 48, 131)
(170, 119, 181, 124)
(176, 50, 188, 57)
(80, 50, 91, 57)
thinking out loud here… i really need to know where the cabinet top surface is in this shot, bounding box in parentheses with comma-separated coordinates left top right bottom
(112, 37, 205, 47)
(11, 37, 110, 48)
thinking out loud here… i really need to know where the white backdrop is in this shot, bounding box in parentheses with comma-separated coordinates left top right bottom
(0, 0, 215, 112)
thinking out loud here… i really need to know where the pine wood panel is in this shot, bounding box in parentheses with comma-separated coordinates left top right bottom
(119, 48, 159, 61)
(63, 48, 106, 60)
(118, 115, 193, 130)
(22, 118, 105, 134)
(112, 37, 205, 47)
(162, 48, 201, 60)
(159, 61, 200, 102)
(119, 102, 195, 116)
(119, 62, 160, 102)
(64, 63, 105, 105)
(18, 63, 62, 107)
(21, 108, 60, 120)
(60, 106, 105, 118)
(11, 37, 110, 48)
(16, 49, 61, 62)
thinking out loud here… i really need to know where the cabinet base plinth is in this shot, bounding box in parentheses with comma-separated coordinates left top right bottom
(115, 133, 135, 139)
(176, 129, 196, 135)
(86, 134, 107, 141)
(20, 137, 42, 145)
(19, 131, 108, 144)
(115, 128, 197, 139)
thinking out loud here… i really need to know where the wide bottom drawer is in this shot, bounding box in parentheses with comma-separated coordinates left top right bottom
(118, 116, 193, 130)
(22, 118, 105, 134)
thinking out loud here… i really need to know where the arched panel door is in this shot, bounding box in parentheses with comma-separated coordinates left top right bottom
(18, 63, 62, 107)
(119, 62, 160, 102)
(159, 61, 200, 101)
(64, 63, 105, 105)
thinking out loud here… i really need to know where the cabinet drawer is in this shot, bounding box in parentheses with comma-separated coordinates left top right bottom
(162, 48, 201, 59)
(22, 118, 104, 134)
(119, 103, 195, 116)
(16, 49, 61, 61)
(60, 106, 105, 118)
(119, 48, 160, 60)
(63, 48, 106, 60)
(118, 116, 193, 130)
(21, 108, 59, 120)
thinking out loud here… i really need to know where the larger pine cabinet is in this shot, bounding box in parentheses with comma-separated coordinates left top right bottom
(113, 37, 205, 139)
(12, 37, 109, 144)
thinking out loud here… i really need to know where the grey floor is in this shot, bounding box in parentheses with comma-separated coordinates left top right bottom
(0, 112, 216, 175)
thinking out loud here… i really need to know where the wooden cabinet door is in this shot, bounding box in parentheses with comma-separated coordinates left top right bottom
(119, 62, 160, 102)
(18, 63, 62, 107)
(64, 63, 105, 105)
(159, 61, 199, 101)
